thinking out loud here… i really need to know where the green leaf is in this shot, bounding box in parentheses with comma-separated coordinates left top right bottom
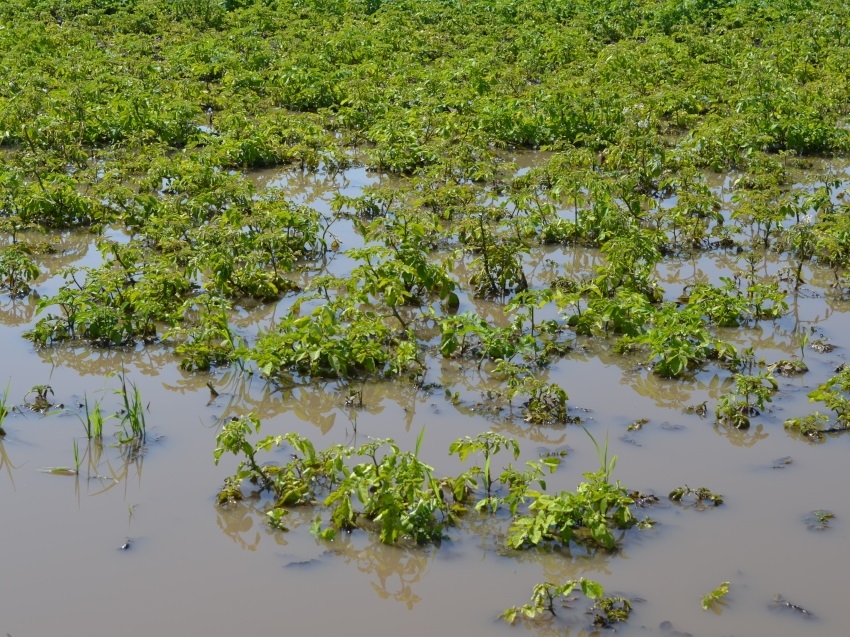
(581, 579, 604, 600)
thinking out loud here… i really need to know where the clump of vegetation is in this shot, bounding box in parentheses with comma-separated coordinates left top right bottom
(669, 486, 724, 508)
(784, 412, 832, 442)
(507, 429, 635, 550)
(25, 384, 54, 413)
(502, 578, 604, 624)
(715, 372, 778, 429)
(214, 417, 638, 549)
(502, 578, 632, 628)
(215, 416, 452, 544)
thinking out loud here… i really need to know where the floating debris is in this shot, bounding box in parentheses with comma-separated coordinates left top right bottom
(772, 594, 814, 618)
(803, 509, 834, 531)
(770, 456, 793, 469)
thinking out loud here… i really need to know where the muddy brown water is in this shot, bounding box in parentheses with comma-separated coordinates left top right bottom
(3, 161, 850, 637)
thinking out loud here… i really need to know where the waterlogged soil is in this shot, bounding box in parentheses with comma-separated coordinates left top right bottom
(4, 162, 850, 637)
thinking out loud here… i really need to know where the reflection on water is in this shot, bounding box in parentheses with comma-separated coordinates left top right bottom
(328, 533, 435, 609)
(216, 499, 295, 552)
(0, 439, 18, 488)
(0, 294, 38, 326)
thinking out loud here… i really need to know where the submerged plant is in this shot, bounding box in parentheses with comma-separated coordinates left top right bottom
(702, 581, 730, 611)
(25, 384, 54, 412)
(669, 486, 724, 508)
(715, 372, 778, 429)
(502, 578, 604, 624)
(591, 595, 633, 627)
(804, 509, 835, 531)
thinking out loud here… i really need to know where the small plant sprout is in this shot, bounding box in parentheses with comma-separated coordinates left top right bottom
(715, 372, 778, 429)
(79, 394, 109, 441)
(582, 425, 616, 483)
(798, 329, 810, 360)
(702, 581, 730, 611)
(116, 372, 147, 444)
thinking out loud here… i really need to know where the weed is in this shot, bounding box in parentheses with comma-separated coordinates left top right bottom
(79, 394, 109, 441)
(115, 373, 146, 444)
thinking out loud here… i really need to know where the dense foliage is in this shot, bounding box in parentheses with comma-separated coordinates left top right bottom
(1, 0, 850, 424)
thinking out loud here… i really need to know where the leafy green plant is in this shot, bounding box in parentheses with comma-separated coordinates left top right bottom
(784, 412, 832, 442)
(494, 362, 571, 425)
(322, 436, 449, 545)
(807, 365, 850, 426)
(215, 419, 449, 545)
(167, 294, 245, 372)
(505, 427, 635, 550)
(252, 301, 421, 381)
(448, 432, 560, 514)
(449, 432, 520, 505)
(618, 303, 735, 378)
(715, 372, 778, 429)
(507, 464, 634, 550)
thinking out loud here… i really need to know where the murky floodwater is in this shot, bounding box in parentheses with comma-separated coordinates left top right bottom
(3, 159, 850, 637)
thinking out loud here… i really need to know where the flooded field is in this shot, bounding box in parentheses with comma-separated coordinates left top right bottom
(5, 2, 850, 635)
(3, 158, 850, 637)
